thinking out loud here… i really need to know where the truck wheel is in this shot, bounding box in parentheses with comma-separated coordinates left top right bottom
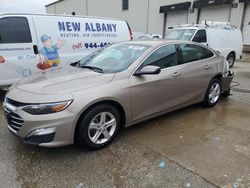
(204, 78, 222, 107)
(227, 53, 235, 68)
(77, 104, 120, 150)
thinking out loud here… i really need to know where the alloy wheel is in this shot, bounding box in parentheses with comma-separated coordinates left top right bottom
(208, 82, 221, 104)
(88, 112, 117, 144)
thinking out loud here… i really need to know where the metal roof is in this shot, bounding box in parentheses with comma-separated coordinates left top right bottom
(45, 0, 64, 7)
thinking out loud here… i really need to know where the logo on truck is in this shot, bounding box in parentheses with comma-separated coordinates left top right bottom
(0, 55, 6, 64)
(37, 34, 65, 70)
(58, 21, 118, 38)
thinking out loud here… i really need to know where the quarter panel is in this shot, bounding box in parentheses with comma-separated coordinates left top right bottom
(180, 56, 223, 105)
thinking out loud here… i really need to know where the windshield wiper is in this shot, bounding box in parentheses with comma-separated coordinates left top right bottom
(80, 65, 104, 73)
(70, 61, 80, 67)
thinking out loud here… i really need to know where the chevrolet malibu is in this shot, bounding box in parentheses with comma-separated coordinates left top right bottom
(3, 40, 233, 149)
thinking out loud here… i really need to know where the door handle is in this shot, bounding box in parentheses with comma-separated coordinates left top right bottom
(204, 65, 211, 70)
(33, 45, 39, 55)
(172, 72, 181, 77)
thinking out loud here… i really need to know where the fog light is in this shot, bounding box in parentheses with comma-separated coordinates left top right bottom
(24, 127, 56, 145)
(27, 127, 56, 137)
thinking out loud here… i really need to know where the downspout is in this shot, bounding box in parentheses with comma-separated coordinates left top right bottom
(240, 2, 247, 31)
(228, 2, 232, 22)
(196, 8, 201, 24)
(163, 13, 167, 38)
(146, 0, 150, 33)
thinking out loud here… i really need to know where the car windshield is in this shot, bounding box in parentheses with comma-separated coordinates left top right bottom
(79, 43, 150, 73)
(165, 29, 196, 41)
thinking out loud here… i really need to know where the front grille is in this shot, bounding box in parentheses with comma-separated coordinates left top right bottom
(4, 107, 24, 132)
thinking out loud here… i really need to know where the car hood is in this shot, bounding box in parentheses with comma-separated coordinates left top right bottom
(16, 66, 115, 95)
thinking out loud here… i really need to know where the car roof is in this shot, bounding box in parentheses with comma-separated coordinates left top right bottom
(123, 39, 193, 47)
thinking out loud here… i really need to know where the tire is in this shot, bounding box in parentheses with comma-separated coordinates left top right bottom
(221, 88, 230, 98)
(227, 53, 235, 68)
(204, 78, 222, 107)
(77, 104, 120, 150)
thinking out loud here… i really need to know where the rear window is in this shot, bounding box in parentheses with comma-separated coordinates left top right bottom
(203, 48, 214, 58)
(0, 17, 32, 44)
(180, 44, 214, 63)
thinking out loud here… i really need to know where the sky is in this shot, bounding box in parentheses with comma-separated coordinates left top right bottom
(0, 0, 56, 14)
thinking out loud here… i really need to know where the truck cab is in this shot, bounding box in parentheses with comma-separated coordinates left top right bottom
(165, 22, 243, 67)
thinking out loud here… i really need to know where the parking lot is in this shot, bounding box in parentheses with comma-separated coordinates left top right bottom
(0, 60, 250, 188)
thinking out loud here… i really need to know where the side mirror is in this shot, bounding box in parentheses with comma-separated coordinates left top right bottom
(134, 65, 161, 76)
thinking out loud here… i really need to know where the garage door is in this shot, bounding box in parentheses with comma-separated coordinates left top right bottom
(165, 10, 188, 35)
(199, 5, 231, 23)
(242, 4, 250, 44)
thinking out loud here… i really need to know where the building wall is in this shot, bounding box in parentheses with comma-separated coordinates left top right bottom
(45, 0, 246, 36)
(46, 0, 87, 15)
(46, 4, 56, 14)
(87, 0, 149, 33)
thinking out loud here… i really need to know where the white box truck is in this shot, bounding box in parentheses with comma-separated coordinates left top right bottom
(165, 21, 243, 68)
(0, 13, 133, 89)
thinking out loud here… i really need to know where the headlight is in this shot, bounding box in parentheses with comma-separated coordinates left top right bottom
(22, 100, 72, 115)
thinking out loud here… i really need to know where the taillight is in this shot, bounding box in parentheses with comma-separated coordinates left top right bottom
(126, 21, 133, 40)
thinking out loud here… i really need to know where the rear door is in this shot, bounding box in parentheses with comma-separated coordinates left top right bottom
(165, 11, 188, 35)
(0, 15, 38, 86)
(129, 44, 183, 122)
(198, 5, 230, 23)
(178, 44, 215, 105)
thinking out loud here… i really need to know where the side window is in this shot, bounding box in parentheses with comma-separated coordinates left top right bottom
(203, 48, 214, 58)
(0, 17, 32, 44)
(142, 45, 178, 69)
(180, 44, 204, 63)
(122, 0, 129, 11)
(192, 30, 207, 43)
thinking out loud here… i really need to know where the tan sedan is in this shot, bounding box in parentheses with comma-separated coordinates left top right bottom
(3, 40, 233, 149)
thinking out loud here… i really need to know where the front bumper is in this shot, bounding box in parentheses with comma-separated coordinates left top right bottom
(221, 71, 234, 92)
(3, 101, 76, 147)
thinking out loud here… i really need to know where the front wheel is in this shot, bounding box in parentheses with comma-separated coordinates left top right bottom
(77, 104, 120, 150)
(204, 78, 222, 107)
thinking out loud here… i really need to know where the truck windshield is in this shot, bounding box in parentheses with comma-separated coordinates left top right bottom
(165, 29, 196, 41)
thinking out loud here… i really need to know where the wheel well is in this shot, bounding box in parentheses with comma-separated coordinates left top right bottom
(228, 51, 236, 58)
(213, 74, 222, 82)
(74, 100, 126, 143)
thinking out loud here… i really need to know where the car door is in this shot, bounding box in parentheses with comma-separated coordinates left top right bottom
(129, 44, 183, 122)
(179, 44, 215, 105)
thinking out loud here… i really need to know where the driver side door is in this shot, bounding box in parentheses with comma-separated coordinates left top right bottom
(129, 44, 183, 122)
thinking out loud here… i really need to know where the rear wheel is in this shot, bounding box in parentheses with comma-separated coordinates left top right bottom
(77, 104, 120, 150)
(227, 53, 235, 68)
(204, 78, 222, 107)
